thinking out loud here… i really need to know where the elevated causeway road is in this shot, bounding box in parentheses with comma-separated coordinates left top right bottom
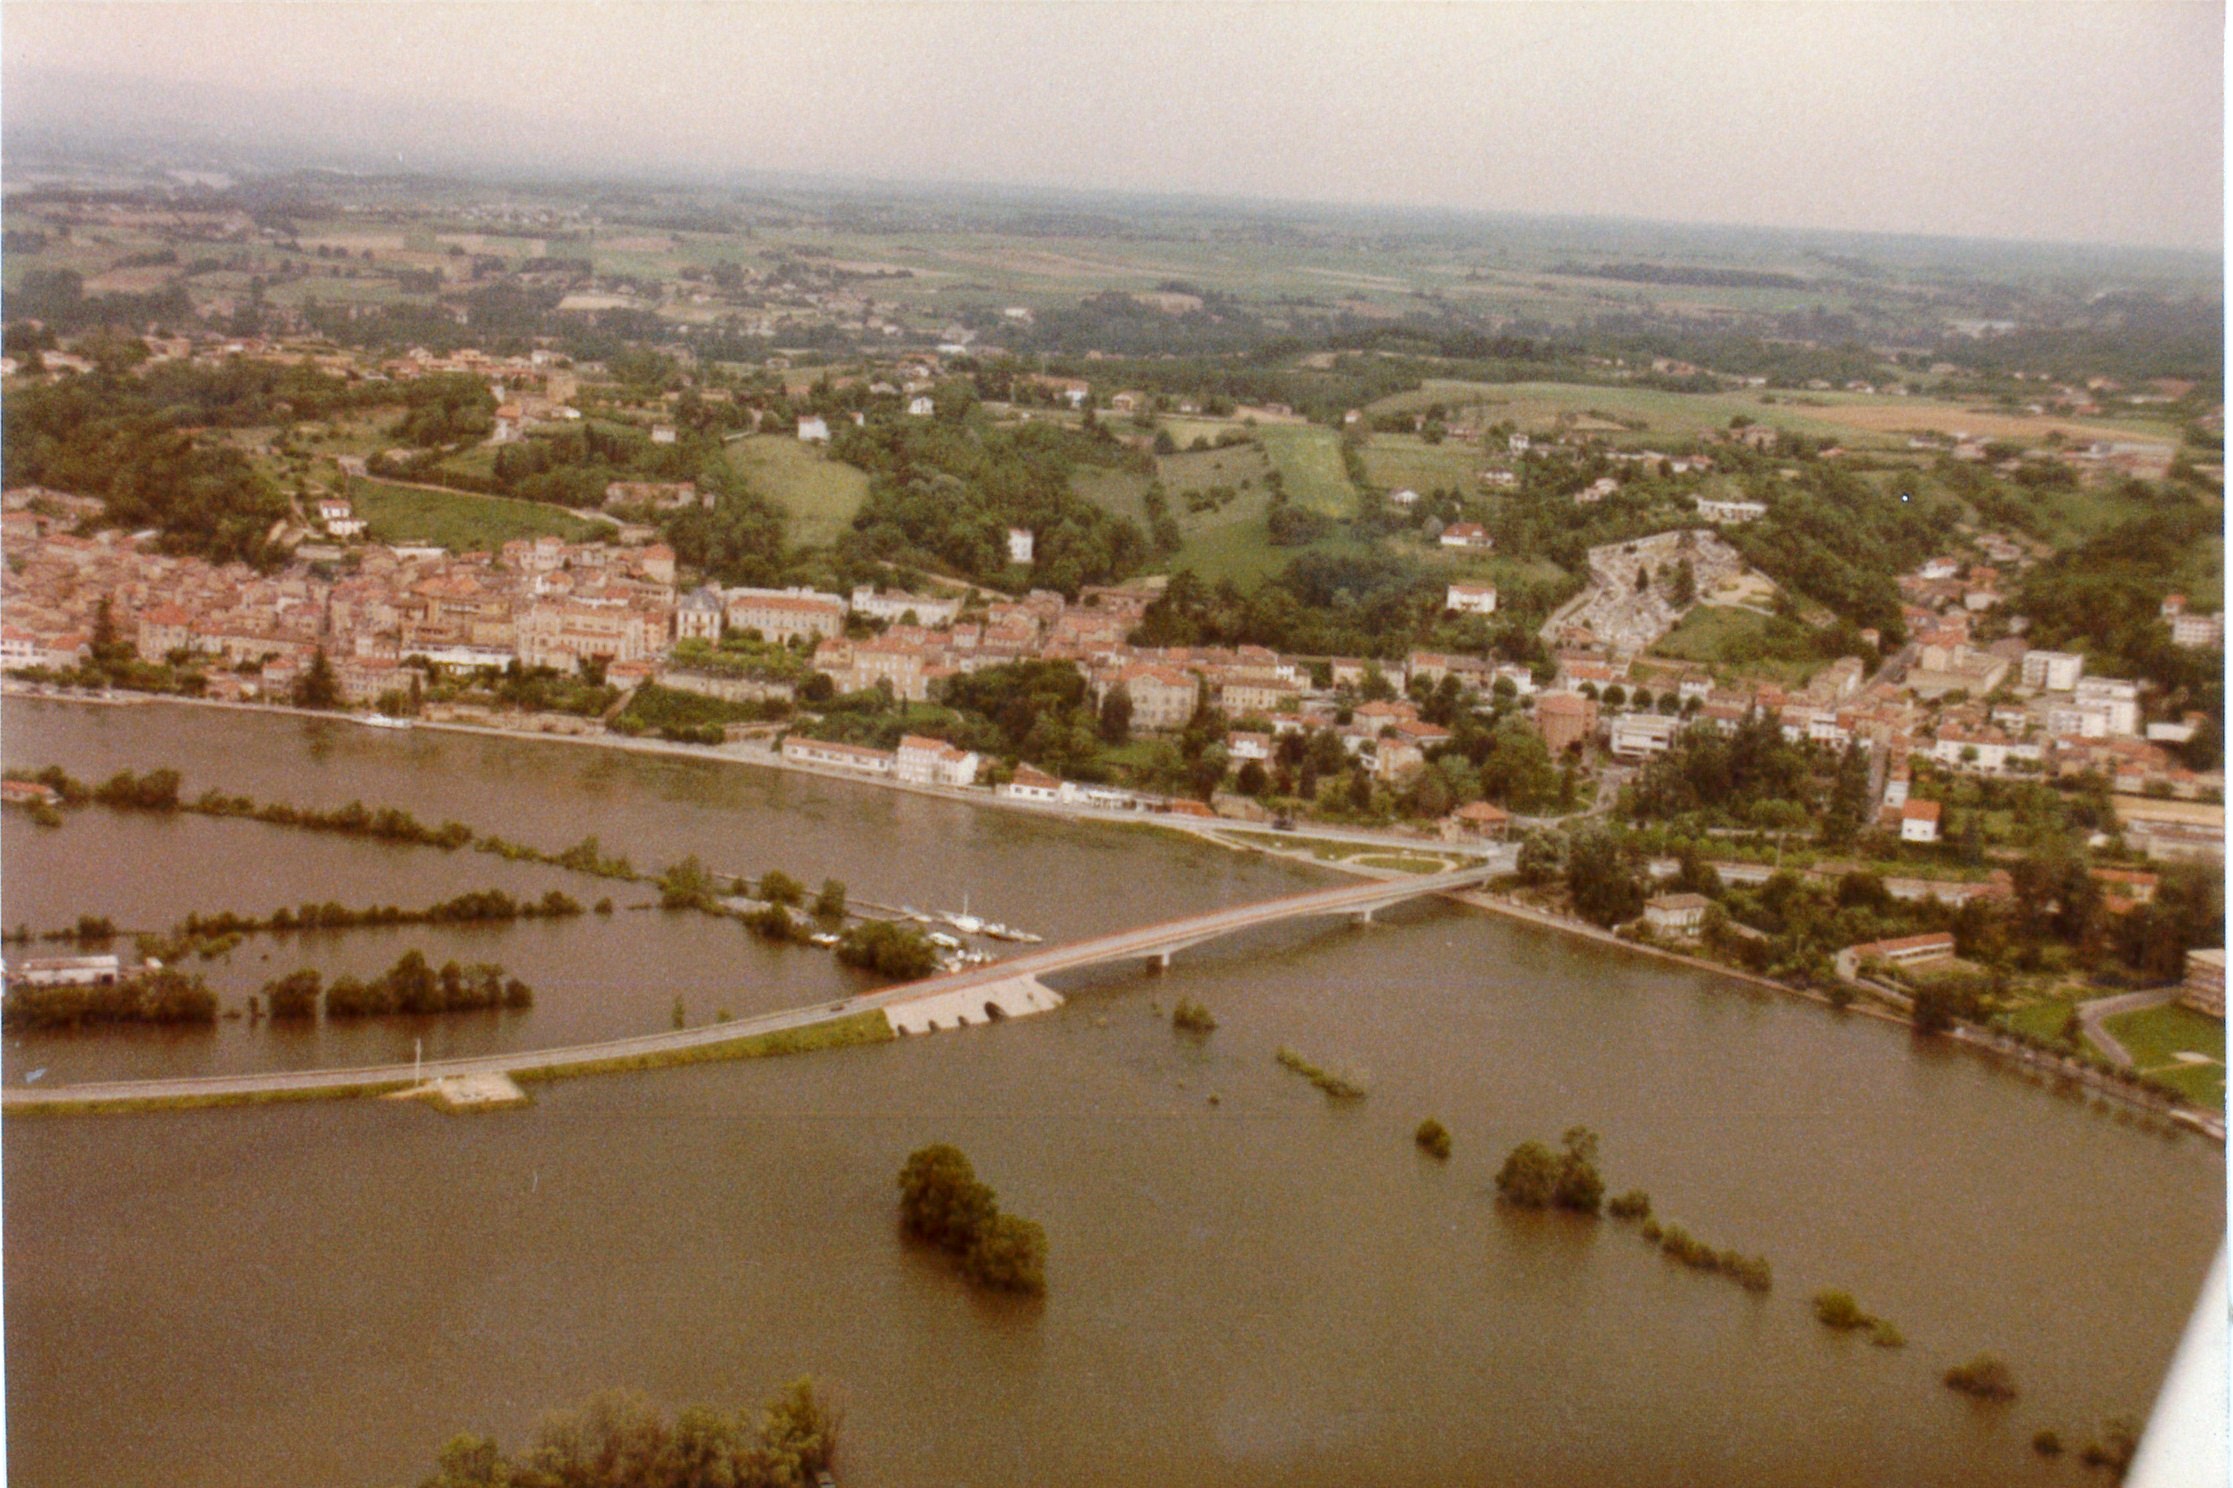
(2, 859, 1503, 1112)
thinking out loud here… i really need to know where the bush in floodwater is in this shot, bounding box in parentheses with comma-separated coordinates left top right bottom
(1274, 1047, 1367, 1100)
(1171, 998, 1218, 1034)
(1414, 1118, 1452, 1160)
(2031, 1429, 2063, 1458)
(263, 969, 322, 1020)
(1813, 1290, 1870, 1331)
(897, 1143, 1046, 1297)
(1607, 1189, 1652, 1221)
(2077, 1416, 2138, 1475)
(1495, 1127, 1604, 1213)
(1869, 1320, 1905, 1348)
(1653, 1224, 1770, 1293)
(1943, 1353, 2018, 1402)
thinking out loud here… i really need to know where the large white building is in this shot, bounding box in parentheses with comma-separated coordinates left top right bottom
(1609, 711, 1681, 760)
(850, 586, 962, 627)
(724, 588, 846, 644)
(2021, 650, 2085, 692)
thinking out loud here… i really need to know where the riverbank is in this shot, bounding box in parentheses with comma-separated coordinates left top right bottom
(9, 691, 2218, 1139)
(1206, 830, 2226, 1144)
(2, 683, 1478, 863)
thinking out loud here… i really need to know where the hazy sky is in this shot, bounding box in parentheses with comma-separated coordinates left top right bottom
(6, 2, 2224, 249)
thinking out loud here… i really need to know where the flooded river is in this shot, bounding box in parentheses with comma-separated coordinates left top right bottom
(3, 700, 2220, 1487)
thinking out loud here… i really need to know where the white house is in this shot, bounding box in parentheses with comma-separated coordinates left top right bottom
(1439, 523, 1492, 550)
(1007, 528, 1035, 565)
(1696, 497, 1766, 524)
(907, 396, 935, 418)
(1508, 434, 1531, 454)
(1642, 893, 1710, 937)
(1001, 765, 1073, 804)
(1226, 731, 1273, 763)
(316, 498, 366, 538)
(1389, 488, 1421, 508)
(797, 416, 831, 444)
(896, 735, 981, 788)
(1445, 583, 1498, 616)
(1899, 799, 1942, 844)
(650, 425, 677, 445)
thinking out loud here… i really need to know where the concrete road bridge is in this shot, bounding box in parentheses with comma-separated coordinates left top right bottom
(1, 861, 1500, 1112)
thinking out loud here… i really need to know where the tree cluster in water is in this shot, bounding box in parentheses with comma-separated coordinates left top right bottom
(837, 920, 937, 981)
(267, 952, 533, 1020)
(415, 1379, 840, 1488)
(896, 1143, 1048, 1296)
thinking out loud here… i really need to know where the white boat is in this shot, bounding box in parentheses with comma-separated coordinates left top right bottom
(927, 931, 963, 950)
(900, 906, 933, 924)
(359, 712, 414, 731)
(807, 932, 840, 948)
(943, 892, 986, 936)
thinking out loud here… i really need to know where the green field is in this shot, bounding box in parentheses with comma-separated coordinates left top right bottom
(1649, 604, 1824, 686)
(350, 480, 604, 552)
(1259, 426, 1358, 516)
(2105, 1002, 2226, 1105)
(1358, 434, 1485, 497)
(725, 436, 872, 548)
(1071, 438, 1341, 586)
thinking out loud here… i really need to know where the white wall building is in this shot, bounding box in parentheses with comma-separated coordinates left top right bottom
(1445, 583, 1499, 616)
(2021, 650, 2085, 692)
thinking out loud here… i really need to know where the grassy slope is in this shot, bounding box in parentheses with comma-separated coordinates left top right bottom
(351, 479, 604, 552)
(1649, 604, 1824, 687)
(1258, 426, 1358, 517)
(2104, 1002, 2226, 1105)
(725, 436, 872, 548)
(1359, 435, 1485, 496)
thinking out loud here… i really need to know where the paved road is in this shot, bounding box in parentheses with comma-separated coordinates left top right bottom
(2077, 988, 2178, 1067)
(2, 862, 1498, 1112)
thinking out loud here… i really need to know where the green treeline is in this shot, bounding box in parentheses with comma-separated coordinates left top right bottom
(269, 951, 533, 1020)
(1494, 1127, 1770, 1293)
(2, 967, 219, 1030)
(414, 1379, 840, 1488)
(14, 764, 653, 882)
(1274, 1046, 1367, 1099)
(166, 888, 585, 944)
(896, 1142, 1048, 1296)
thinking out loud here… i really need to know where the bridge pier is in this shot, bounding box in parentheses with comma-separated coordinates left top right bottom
(1352, 907, 1376, 925)
(1147, 951, 1172, 972)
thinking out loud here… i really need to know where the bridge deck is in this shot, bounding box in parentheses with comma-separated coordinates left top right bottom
(2, 862, 1497, 1111)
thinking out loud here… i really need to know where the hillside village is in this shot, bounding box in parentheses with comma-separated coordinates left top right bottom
(3, 184, 2224, 1089)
